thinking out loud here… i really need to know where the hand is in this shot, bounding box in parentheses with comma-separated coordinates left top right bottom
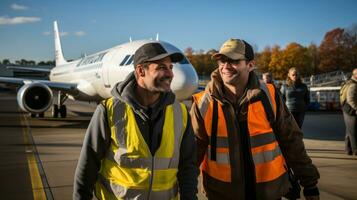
(305, 195, 319, 200)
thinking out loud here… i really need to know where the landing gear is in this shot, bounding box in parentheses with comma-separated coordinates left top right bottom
(52, 104, 59, 118)
(59, 105, 67, 118)
(52, 91, 68, 118)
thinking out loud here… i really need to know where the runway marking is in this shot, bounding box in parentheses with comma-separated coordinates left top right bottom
(20, 114, 53, 200)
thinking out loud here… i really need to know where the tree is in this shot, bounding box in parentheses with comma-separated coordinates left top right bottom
(319, 28, 346, 72)
(281, 42, 313, 77)
(343, 24, 357, 70)
(256, 46, 271, 73)
(186, 48, 217, 76)
(268, 45, 285, 79)
(307, 43, 319, 74)
(2, 59, 11, 65)
(28, 60, 36, 65)
(38, 61, 47, 66)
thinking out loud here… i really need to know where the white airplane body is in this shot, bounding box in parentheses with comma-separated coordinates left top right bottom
(0, 21, 199, 118)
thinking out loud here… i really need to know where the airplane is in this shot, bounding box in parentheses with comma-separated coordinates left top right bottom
(0, 21, 199, 118)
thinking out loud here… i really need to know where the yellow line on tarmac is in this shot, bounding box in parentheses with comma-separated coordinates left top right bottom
(21, 114, 47, 200)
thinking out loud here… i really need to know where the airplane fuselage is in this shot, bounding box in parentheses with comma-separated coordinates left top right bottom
(49, 40, 199, 101)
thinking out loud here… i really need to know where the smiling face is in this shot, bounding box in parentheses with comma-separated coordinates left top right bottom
(138, 56, 174, 93)
(217, 56, 252, 86)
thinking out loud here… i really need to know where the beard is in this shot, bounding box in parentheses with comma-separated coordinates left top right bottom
(221, 71, 240, 85)
(149, 76, 173, 93)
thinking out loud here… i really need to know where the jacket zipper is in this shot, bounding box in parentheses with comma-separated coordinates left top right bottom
(234, 100, 257, 199)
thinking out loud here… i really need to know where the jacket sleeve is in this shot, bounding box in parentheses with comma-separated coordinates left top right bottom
(190, 99, 209, 167)
(177, 109, 198, 200)
(275, 93, 320, 188)
(73, 104, 111, 200)
(347, 83, 357, 111)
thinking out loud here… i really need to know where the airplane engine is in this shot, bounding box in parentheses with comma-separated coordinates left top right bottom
(17, 83, 53, 114)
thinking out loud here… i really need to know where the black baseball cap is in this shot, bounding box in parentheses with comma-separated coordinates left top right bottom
(134, 42, 184, 67)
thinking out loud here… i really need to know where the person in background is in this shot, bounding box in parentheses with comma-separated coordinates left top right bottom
(262, 72, 274, 84)
(341, 68, 357, 155)
(280, 67, 310, 128)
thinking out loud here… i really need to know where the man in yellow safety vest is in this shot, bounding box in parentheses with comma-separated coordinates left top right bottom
(74, 42, 198, 199)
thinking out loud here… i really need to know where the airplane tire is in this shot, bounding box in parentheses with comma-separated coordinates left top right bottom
(52, 104, 59, 118)
(30, 113, 37, 118)
(59, 105, 67, 118)
(38, 112, 45, 118)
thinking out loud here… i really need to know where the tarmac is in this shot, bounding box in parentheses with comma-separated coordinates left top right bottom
(0, 91, 356, 200)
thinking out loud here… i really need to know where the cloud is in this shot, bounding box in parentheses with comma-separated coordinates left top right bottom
(42, 31, 51, 36)
(11, 4, 28, 11)
(0, 16, 41, 25)
(74, 31, 86, 36)
(59, 32, 69, 37)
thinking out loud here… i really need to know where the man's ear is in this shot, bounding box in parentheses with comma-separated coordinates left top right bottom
(136, 65, 145, 77)
(247, 60, 256, 72)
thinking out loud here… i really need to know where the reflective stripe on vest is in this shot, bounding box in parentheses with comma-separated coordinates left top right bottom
(193, 83, 287, 183)
(95, 98, 187, 199)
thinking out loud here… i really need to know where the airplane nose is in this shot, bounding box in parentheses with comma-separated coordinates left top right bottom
(171, 63, 199, 100)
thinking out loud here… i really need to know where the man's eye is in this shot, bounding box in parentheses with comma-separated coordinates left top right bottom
(158, 64, 167, 69)
(231, 60, 239, 65)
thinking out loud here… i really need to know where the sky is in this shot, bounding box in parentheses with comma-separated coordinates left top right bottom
(0, 0, 357, 62)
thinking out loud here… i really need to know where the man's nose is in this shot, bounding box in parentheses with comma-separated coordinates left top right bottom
(165, 67, 174, 78)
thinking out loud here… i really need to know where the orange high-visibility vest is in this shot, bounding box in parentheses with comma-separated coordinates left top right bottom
(193, 83, 287, 183)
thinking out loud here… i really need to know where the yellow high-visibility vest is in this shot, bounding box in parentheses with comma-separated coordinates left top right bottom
(95, 97, 187, 200)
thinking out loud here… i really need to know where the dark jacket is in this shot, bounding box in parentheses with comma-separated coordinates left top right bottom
(73, 72, 198, 200)
(280, 82, 310, 112)
(346, 76, 357, 112)
(190, 69, 319, 200)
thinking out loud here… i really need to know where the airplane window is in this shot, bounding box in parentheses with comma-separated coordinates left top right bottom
(179, 56, 189, 64)
(125, 55, 134, 65)
(120, 55, 130, 66)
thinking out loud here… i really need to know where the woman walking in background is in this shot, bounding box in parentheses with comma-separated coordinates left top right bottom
(281, 67, 310, 128)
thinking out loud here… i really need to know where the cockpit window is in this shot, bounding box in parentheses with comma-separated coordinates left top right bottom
(126, 55, 134, 65)
(119, 55, 131, 66)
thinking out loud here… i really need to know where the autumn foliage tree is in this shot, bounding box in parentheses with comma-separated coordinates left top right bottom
(268, 45, 285, 79)
(185, 48, 217, 76)
(343, 24, 357, 69)
(187, 25, 357, 79)
(282, 42, 313, 77)
(256, 46, 271, 73)
(318, 28, 347, 72)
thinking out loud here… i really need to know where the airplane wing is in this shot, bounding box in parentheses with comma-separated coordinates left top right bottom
(6, 66, 52, 73)
(0, 77, 78, 95)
